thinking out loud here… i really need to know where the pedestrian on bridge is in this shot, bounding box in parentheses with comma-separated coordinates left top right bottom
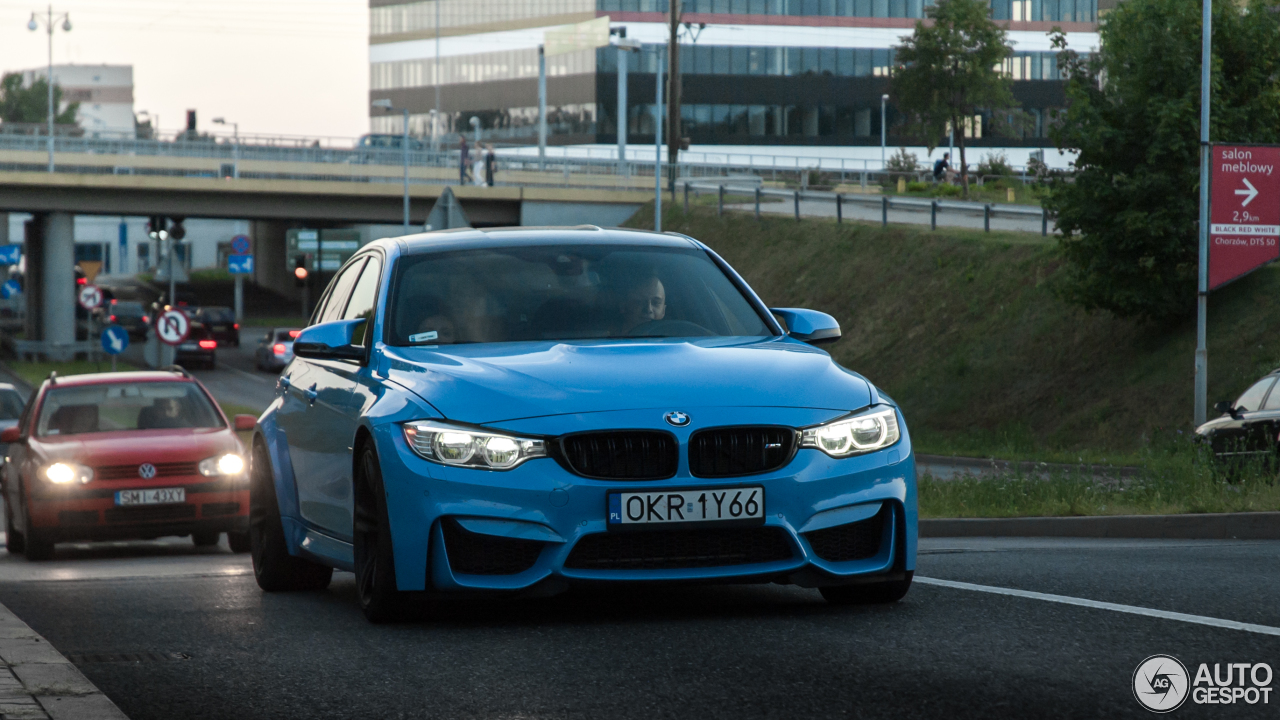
(459, 136, 471, 184)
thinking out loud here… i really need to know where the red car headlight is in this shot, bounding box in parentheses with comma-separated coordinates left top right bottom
(43, 462, 93, 484)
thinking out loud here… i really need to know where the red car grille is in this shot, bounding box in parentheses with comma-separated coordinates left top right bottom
(96, 462, 200, 481)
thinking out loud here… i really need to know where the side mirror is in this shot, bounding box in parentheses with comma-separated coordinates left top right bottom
(293, 319, 366, 361)
(1213, 400, 1232, 415)
(0, 427, 19, 443)
(770, 307, 841, 346)
(233, 414, 257, 431)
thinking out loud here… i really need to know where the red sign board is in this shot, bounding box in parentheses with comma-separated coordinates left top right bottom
(1210, 144, 1280, 289)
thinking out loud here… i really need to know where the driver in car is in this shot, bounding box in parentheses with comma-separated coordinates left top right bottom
(619, 276, 666, 334)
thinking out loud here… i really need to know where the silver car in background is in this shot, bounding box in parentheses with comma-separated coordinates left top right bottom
(254, 328, 300, 372)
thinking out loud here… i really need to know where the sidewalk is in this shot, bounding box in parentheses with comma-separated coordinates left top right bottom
(0, 600, 127, 719)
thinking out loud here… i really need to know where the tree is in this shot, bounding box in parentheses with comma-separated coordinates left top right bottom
(1045, 0, 1280, 321)
(892, 0, 1015, 197)
(0, 72, 79, 126)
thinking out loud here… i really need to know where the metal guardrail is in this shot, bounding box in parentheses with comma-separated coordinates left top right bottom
(684, 182, 1055, 236)
(0, 133, 1058, 193)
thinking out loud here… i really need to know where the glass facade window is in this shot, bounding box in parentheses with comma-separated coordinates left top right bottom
(372, 103, 598, 138)
(372, 47, 597, 91)
(598, 44, 1069, 80)
(372, 0, 595, 38)
(597, 0, 1092, 19)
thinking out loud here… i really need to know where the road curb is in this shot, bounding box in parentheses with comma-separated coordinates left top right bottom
(921, 511, 1280, 539)
(0, 600, 128, 719)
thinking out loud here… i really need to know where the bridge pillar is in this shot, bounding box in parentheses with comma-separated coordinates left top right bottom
(23, 216, 44, 343)
(42, 212, 75, 359)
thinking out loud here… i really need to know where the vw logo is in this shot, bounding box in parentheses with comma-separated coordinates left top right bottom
(138, 463, 156, 479)
(664, 411, 691, 427)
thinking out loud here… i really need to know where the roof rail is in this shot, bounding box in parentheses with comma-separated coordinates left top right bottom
(47, 371, 57, 385)
(162, 365, 192, 379)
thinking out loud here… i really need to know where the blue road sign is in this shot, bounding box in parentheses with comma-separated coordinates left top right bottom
(101, 325, 129, 355)
(228, 254, 254, 275)
(0, 280, 18, 300)
(0, 244, 21, 265)
(231, 234, 251, 255)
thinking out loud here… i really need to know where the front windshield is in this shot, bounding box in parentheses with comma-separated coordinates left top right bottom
(36, 382, 224, 437)
(387, 243, 771, 345)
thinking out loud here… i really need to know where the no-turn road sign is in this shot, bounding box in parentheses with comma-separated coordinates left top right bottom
(1210, 144, 1280, 289)
(156, 309, 190, 346)
(78, 284, 103, 310)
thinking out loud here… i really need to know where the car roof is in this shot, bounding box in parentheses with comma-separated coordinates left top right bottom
(0, 383, 18, 392)
(43, 371, 195, 388)
(396, 226, 700, 256)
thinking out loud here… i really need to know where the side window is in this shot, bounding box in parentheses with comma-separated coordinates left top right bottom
(343, 256, 383, 348)
(1235, 378, 1275, 413)
(316, 258, 366, 325)
(1263, 379, 1280, 411)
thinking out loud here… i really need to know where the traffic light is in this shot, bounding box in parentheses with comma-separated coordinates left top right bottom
(293, 254, 309, 286)
(167, 217, 186, 241)
(147, 216, 166, 240)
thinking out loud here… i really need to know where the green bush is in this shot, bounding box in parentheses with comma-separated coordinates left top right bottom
(906, 181, 930, 192)
(937, 184, 962, 197)
(975, 151, 1014, 179)
(885, 147, 920, 173)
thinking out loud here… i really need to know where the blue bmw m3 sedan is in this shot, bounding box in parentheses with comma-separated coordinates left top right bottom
(249, 226, 918, 621)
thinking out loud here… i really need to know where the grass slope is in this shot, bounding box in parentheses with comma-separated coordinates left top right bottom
(627, 204, 1280, 461)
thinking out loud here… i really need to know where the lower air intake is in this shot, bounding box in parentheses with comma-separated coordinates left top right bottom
(803, 506, 888, 563)
(441, 518, 544, 576)
(564, 526, 793, 570)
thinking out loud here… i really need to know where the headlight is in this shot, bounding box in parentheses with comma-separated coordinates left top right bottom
(402, 420, 546, 470)
(800, 406, 900, 458)
(199, 453, 245, 477)
(43, 462, 93, 484)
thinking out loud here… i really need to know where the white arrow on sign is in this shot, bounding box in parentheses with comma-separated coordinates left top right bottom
(1236, 177, 1259, 207)
(108, 330, 124, 353)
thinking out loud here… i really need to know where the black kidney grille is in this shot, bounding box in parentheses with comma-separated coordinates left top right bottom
(441, 519, 544, 576)
(560, 431, 677, 480)
(804, 506, 888, 563)
(564, 527, 793, 571)
(689, 427, 797, 477)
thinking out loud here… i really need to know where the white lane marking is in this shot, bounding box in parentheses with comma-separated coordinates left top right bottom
(916, 576, 1280, 638)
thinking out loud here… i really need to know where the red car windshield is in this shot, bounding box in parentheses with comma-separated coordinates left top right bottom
(36, 382, 223, 437)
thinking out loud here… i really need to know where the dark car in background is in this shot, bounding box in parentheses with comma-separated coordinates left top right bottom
(107, 300, 150, 339)
(254, 328, 299, 372)
(1195, 368, 1280, 466)
(196, 307, 239, 347)
(175, 325, 217, 370)
(0, 383, 28, 432)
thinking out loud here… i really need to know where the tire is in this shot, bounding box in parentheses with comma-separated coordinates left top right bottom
(249, 440, 333, 592)
(820, 571, 914, 605)
(227, 530, 251, 553)
(191, 531, 221, 547)
(353, 442, 414, 623)
(5, 504, 25, 555)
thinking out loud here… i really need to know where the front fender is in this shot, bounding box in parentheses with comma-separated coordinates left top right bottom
(254, 397, 305, 556)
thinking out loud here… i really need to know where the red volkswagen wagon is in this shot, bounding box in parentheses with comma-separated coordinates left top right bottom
(1, 369, 256, 560)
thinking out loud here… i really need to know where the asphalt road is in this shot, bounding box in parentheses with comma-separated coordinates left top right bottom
(0, 537, 1274, 719)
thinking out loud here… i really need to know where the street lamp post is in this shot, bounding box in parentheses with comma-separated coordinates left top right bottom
(373, 99, 411, 235)
(212, 117, 239, 179)
(27, 5, 72, 174)
(881, 93, 889, 171)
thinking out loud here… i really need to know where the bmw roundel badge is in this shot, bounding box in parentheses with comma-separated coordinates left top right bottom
(664, 411, 691, 427)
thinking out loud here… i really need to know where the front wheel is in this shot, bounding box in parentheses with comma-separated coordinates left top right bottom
(354, 442, 414, 623)
(820, 572, 913, 605)
(249, 440, 332, 591)
(5, 504, 25, 555)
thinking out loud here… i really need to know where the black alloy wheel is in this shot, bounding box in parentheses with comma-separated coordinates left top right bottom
(249, 439, 332, 591)
(820, 571, 914, 605)
(353, 442, 417, 623)
(5, 503, 24, 555)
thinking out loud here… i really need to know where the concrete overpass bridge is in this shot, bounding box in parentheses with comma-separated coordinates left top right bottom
(0, 170, 650, 359)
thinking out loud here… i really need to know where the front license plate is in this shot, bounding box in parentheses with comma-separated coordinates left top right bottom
(115, 488, 186, 506)
(609, 487, 764, 526)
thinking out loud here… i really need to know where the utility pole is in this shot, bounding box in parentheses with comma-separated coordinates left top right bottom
(433, 0, 441, 153)
(666, 1, 681, 194)
(538, 45, 547, 172)
(1194, 0, 1212, 426)
(655, 46, 664, 234)
(27, 6, 72, 173)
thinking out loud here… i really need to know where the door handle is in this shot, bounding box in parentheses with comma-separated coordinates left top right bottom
(279, 376, 291, 392)
(304, 384, 318, 405)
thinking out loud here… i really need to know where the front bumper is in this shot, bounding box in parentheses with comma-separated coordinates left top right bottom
(27, 479, 249, 543)
(368, 411, 918, 594)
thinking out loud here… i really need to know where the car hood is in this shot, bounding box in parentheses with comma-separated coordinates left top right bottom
(379, 336, 874, 424)
(31, 428, 238, 465)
